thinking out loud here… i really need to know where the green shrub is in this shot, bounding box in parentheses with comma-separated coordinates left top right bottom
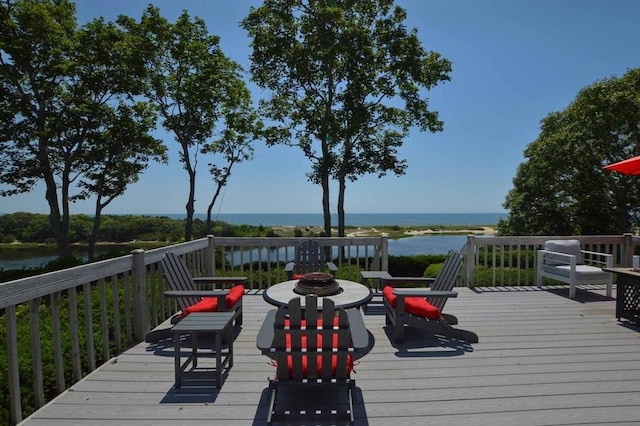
(388, 254, 448, 276)
(471, 265, 536, 286)
(424, 262, 443, 278)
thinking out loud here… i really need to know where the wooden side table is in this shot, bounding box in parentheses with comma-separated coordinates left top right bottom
(361, 270, 392, 311)
(171, 311, 235, 389)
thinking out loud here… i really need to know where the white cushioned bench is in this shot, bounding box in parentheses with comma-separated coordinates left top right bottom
(536, 239, 613, 299)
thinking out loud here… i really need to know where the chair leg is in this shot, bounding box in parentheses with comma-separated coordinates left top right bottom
(394, 314, 405, 343)
(348, 380, 356, 426)
(266, 380, 278, 426)
(441, 312, 458, 325)
(569, 283, 576, 299)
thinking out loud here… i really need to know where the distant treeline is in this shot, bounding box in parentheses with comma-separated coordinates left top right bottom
(0, 212, 280, 244)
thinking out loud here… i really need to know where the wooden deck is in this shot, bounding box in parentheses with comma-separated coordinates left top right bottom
(19, 286, 640, 426)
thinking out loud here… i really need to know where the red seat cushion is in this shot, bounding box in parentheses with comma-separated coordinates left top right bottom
(183, 284, 244, 316)
(382, 286, 441, 320)
(292, 273, 303, 280)
(278, 317, 354, 379)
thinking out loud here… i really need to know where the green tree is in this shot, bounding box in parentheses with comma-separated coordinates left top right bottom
(204, 104, 260, 234)
(79, 103, 167, 260)
(0, 0, 163, 257)
(242, 0, 451, 236)
(498, 68, 640, 236)
(122, 6, 260, 241)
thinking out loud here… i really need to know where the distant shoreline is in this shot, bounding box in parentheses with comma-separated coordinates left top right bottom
(160, 212, 507, 228)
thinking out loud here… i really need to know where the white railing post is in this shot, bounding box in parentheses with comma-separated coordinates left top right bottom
(381, 237, 389, 271)
(622, 233, 634, 266)
(6, 305, 21, 425)
(206, 235, 215, 276)
(465, 235, 477, 287)
(132, 249, 149, 342)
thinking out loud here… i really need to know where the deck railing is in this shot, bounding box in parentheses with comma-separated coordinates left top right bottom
(461, 233, 639, 287)
(0, 235, 387, 425)
(1, 233, 638, 424)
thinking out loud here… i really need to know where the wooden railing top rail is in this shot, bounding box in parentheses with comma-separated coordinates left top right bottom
(466, 234, 635, 245)
(210, 236, 386, 246)
(0, 238, 213, 311)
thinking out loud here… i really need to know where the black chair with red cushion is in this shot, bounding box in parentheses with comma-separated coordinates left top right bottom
(382, 252, 478, 343)
(256, 295, 369, 425)
(161, 252, 245, 326)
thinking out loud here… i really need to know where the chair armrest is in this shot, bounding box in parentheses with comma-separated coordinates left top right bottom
(581, 251, 614, 267)
(384, 277, 435, 287)
(256, 309, 278, 352)
(346, 309, 369, 350)
(193, 276, 246, 288)
(392, 288, 458, 298)
(326, 262, 338, 273)
(165, 290, 229, 298)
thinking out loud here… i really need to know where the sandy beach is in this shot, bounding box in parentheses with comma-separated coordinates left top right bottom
(271, 225, 495, 238)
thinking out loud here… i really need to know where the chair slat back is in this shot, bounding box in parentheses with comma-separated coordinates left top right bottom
(272, 295, 352, 382)
(428, 252, 463, 310)
(161, 252, 199, 310)
(293, 240, 328, 275)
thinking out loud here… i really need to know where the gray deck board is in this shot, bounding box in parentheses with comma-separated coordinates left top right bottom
(19, 286, 640, 426)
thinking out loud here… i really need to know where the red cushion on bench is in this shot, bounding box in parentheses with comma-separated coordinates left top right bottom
(382, 286, 441, 320)
(278, 317, 354, 379)
(183, 284, 244, 316)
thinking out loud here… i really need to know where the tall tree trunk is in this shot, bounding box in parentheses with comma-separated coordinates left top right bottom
(88, 211, 101, 262)
(88, 194, 105, 262)
(43, 162, 71, 258)
(206, 182, 225, 234)
(180, 138, 197, 241)
(338, 174, 346, 237)
(185, 167, 196, 241)
(321, 168, 331, 237)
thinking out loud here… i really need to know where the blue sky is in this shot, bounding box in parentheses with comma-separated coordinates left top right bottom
(2, 0, 639, 215)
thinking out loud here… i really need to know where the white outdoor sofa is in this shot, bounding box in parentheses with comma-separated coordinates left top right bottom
(536, 239, 613, 299)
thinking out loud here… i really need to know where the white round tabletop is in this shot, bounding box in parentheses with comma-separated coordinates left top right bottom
(263, 279, 373, 309)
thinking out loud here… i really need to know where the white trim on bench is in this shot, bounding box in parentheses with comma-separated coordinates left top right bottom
(536, 249, 613, 299)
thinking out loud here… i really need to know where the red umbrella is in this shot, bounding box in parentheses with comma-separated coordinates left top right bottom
(602, 155, 640, 175)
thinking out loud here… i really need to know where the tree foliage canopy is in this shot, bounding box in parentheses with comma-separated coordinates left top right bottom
(0, 0, 166, 256)
(242, 0, 451, 236)
(121, 6, 261, 240)
(498, 68, 640, 236)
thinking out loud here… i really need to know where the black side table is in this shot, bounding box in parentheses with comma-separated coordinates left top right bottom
(604, 268, 640, 324)
(171, 311, 235, 389)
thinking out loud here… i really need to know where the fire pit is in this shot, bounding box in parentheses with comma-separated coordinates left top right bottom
(293, 272, 341, 296)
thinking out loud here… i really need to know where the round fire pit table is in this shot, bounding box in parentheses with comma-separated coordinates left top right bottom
(264, 279, 373, 309)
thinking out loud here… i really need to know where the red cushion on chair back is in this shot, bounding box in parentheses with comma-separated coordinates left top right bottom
(225, 284, 245, 308)
(280, 317, 354, 379)
(383, 286, 441, 320)
(182, 284, 244, 316)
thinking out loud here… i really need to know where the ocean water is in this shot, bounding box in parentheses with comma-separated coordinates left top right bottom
(166, 212, 506, 227)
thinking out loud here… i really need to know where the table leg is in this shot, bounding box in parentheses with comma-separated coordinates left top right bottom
(215, 331, 222, 388)
(227, 323, 233, 368)
(192, 332, 198, 369)
(173, 331, 181, 389)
